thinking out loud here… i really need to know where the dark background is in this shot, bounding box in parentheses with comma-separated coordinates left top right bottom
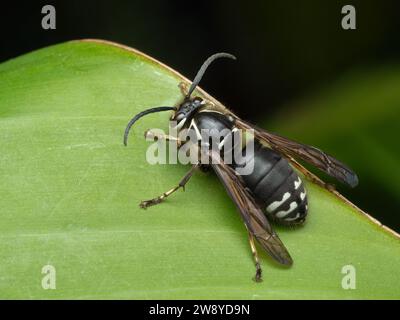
(1, 0, 399, 231)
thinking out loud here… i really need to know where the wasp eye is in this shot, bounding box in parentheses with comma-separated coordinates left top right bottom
(175, 113, 185, 122)
(193, 97, 203, 105)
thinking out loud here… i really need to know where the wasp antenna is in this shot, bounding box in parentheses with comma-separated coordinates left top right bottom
(123, 106, 176, 146)
(187, 52, 236, 98)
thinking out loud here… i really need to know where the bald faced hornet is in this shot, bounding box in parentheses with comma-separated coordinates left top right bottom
(123, 53, 358, 282)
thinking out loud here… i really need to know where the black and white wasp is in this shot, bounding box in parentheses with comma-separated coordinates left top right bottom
(123, 53, 358, 282)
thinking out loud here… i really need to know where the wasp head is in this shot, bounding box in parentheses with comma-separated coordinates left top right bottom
(123, 52, 236, 145)
(171, 97, 204, 130)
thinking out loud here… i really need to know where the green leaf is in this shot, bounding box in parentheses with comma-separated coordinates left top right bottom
(0, 39, 399, 299)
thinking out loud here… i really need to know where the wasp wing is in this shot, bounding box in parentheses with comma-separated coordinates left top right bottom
(210, 153, 292, 266)
(235, 118, 358, 188)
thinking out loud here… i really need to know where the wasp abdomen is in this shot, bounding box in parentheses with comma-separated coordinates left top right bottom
(239, 141, 308, 225)
(194, 112, 308, 225)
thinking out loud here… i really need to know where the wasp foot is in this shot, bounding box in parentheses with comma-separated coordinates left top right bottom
(253, 263, 263, 283)
(178, 82, 189, 96)
(139, 197, 164, 209)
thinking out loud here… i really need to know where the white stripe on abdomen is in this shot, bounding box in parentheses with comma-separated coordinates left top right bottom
(266, 192, 290, 212)
(275, 201, 298, 218)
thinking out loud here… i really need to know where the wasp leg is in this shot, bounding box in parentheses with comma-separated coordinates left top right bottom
(178, 82, 189, 97)
(248, 231, 263, 282)
(144, 129, 183, 147)
(140, 164, 199, 209)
